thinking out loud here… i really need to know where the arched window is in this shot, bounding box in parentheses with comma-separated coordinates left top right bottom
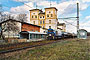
(33, 21, 35, 24)
(32, 16, 33, 18)
(51, 14, 53, 17)
(43, 20, 44, 24)
(35, 16, 37, 18)
(40, 20, 42, 24)
(49, 20, 51, 24)
(47, 14, 49, 17)
(43, 26, 44, 28)
(40, 16, 42, 18)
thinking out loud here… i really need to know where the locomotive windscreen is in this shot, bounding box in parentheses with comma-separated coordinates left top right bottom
(48, 29, 54, 32)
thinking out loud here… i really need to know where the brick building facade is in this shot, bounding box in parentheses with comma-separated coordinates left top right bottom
(21, 22, 40, 32)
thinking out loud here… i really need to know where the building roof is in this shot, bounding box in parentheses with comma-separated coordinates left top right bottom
(39, 12, 45, 15)
(57, 27, 63, 30)
(20, 31, 47, 34)
(57, 23, 66, 26)
(0, 19, 21, 24)
(29, 9, 42, 12)
(22, 22, 41, 27)
(45, 7, 58, 11)
(0, 19, 41, 27)
(79, 29, 87, 32)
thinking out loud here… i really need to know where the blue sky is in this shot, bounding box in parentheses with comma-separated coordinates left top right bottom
(0, 0, 23, 11)
(0, 0, 90, 32)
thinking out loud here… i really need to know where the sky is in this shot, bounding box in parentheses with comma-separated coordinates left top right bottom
(0, 0, 90, 33)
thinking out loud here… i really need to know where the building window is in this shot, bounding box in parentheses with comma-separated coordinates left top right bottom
(33, 13, 35, 14)
(32, 16, 33, 18)
(43, 16, 44, 18)
(47, 14, 49, 17)
(35, 30, 38, 32)
(35, 16, 37, 18)
(49, 20, 51, 24)
(51, 14, 53, 17)
(44, 31, 45, 33)
(40, 16, 42, 18)
(49, 26, 51, 29)
(32, 29, 33, 31)
(43, 20, 44, 24)
(40, 20, 42, 24)
(49, 11, 51, 13)
(33, 21, 35, 24)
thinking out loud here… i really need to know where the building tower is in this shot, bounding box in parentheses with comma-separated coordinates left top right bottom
(38, 12, 45, 28)
(45, 7, 58, 30)
(30, 9, 42, 25)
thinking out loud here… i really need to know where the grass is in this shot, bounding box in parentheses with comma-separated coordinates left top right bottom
(1, 39, 90, 60)
(0, 40, 57, 52)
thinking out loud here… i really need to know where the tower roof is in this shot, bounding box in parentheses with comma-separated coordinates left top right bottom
(57, 23, 66, 26)
(29, 9, 43, 12)
(45, 7, 58, 11)
(39, 12, 45, 15)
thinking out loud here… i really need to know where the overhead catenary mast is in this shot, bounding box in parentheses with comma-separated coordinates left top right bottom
(77, 3, 79, 31)
(36, 2, 37, 9)
(77, 2, 79, 38)
(36, 0, 38, 9)
(50, 0, 52, 7)
(58, 2, 79, 35)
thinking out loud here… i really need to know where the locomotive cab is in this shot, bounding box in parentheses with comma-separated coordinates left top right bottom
(47, 28, 55, 40)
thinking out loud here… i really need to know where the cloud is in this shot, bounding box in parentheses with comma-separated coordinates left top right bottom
(10, 2, 34, 22)
(82, 0, 90, 3)
(11, 0, 89, 17)
(37, 0, 89, 16)
(14, 0, 46, 2)
(80, 3, 88, 10)
(58, 19, 77, 33)
(37, 1, 76, 15)
(37, 1, 50, 7)
(3, 11, 10, 14)
(10, 0, 90, 32)
(85, 16, 90, 20)
(80, 15, 90, 32)
(80, 20, 90, 32)
(10, 2, 34, 14)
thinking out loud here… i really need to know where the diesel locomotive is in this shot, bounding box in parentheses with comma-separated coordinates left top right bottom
(46, 28, 76, 40)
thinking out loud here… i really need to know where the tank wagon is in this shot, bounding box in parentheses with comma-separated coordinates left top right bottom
(46, 28, 76, 40)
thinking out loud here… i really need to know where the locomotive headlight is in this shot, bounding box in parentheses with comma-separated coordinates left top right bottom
(49, 34, 51, 36)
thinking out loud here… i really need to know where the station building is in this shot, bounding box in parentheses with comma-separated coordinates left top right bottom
(30, 7, 58, 31)
(0, 19, 46, 42)
(20, 22, 46, 41)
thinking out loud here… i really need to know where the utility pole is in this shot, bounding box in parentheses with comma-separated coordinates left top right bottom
(77, 3, 79, 38)
(36, 2, 37, 9)
(50, 0, 52, 7)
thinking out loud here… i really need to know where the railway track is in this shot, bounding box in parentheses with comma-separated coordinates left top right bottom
(0, 40, 62, 54)
(0, 38, 74, 54)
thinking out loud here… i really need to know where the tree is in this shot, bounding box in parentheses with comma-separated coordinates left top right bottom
(0, 4, 27, 40)
(16, 14, 27, 22)
(3, 15, 20, 39)
(0, 4, 5, 40)
(0, 14, 20, 40)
